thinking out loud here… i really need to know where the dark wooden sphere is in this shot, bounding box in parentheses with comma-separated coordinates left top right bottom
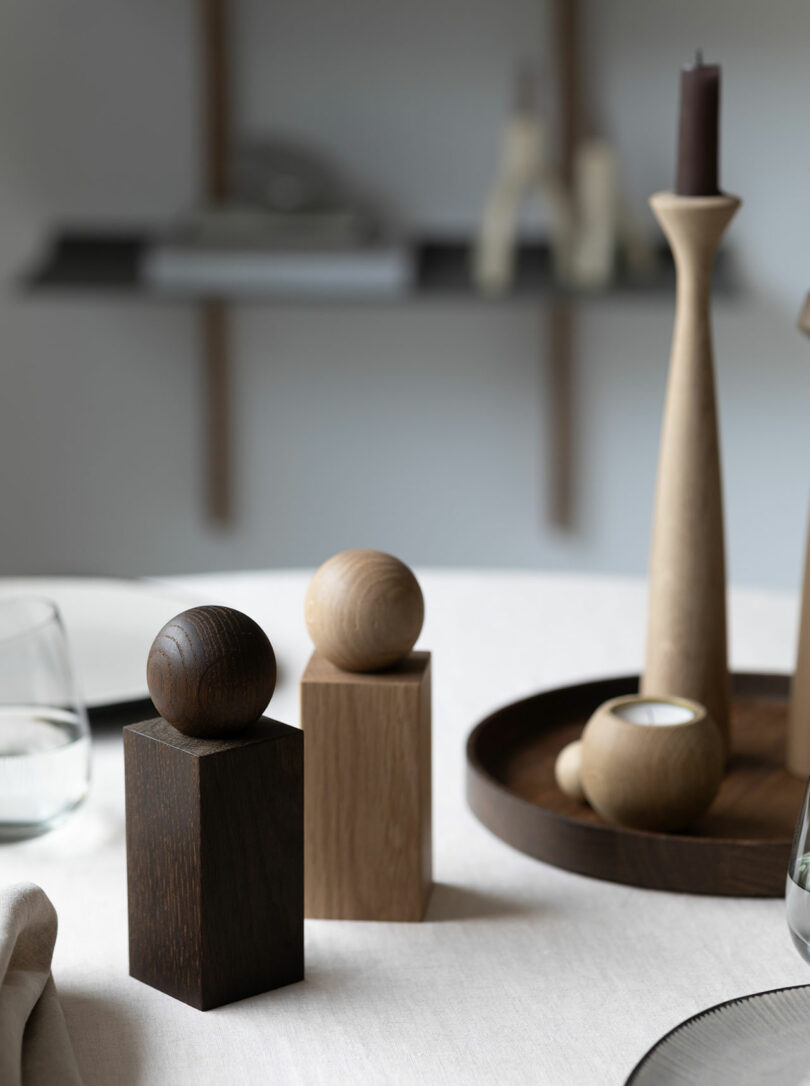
(147, 605, 276, 738)
(305, 549, 424, 672)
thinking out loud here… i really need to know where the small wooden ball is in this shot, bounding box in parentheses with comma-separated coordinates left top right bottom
(554, 740, 586, 802)
(580, 695, 723, 833)
(147, 605, 276, 739)
(305, 549, 424, 672)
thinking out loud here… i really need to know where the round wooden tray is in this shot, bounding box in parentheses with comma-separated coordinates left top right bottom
(466, 673, 804, 896)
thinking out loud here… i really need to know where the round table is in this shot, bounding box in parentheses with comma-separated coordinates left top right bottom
(3, 570, 806, 1085)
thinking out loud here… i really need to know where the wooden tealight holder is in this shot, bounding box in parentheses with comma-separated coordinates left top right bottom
(302, 550, 432, 921)
(642, 192, 740, 752)
(124, 605, 303, 1010)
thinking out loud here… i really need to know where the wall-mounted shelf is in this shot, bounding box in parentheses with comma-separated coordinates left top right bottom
(16, 0, 738, 532)
(21, 231, 733, 303)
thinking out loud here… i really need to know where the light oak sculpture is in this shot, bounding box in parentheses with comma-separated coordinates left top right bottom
(787, 297, 810, 776)
(305, 549, 424, 673)
(642, 192, 740, 754)
(302, 550, 431, 921)
(580, 695, 723, 832)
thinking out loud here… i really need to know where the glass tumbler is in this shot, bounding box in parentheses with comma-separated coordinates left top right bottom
(0, 598, 90, 840)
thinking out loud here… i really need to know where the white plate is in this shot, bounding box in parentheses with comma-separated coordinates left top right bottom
(627, 985, 810, 1085)
(0, 578, 204, 708)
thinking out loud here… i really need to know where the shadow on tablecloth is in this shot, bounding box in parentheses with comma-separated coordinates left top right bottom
(425, 883, 541, 922)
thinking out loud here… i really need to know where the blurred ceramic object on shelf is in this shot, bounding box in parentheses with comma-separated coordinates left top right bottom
(232, 138, 347, 216)
(569, 136, 618, 289)
(141, 135, 412, 298)
(473, 65, 572, 295)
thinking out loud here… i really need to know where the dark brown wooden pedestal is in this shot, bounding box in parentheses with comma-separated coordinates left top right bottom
(124, 716, 303, 1009)
(301, 650, 432, 921)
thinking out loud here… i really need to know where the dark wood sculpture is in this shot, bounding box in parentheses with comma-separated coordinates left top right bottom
(125, 605, 302, 1010)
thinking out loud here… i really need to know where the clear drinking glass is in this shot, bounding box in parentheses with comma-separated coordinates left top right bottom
(787, 778, 810, 960)
(0, 598, 91, 840)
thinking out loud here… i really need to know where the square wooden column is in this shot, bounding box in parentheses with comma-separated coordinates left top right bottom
(124, 716, 303, 1010)
(302, 651, 432, 921)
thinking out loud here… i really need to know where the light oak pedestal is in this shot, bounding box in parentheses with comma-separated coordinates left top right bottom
(302, 650, 432, 921)
(642, 191, 740, 753)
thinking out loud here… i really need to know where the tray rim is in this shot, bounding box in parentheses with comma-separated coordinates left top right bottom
(466, 671, 796, 896)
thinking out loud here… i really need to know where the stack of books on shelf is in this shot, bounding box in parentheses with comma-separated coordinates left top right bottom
(140, 208, 412, 299)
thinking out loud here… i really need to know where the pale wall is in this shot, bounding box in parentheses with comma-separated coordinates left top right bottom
(0, 0, 807, 588)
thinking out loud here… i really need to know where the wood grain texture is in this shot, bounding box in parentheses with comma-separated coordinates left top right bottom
(147, 605, 276, 738)
(466, 672, 803, 897)
(124, 716, 303, 1009)
(302, 650, 431, 921)
(305, 550, 424, 673)
(580, 695, 723, 831)
(642, 192, 741, 751)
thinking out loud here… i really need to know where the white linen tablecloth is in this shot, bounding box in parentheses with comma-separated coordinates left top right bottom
(1, 570, 807, 1086)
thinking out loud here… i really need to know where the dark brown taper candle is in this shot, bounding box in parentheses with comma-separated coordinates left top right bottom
(676, 50, 720, 196)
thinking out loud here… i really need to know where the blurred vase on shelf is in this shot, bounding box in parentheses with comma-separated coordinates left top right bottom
(473, 65, 572, 295)
(473, 65, 652, 295)
(0, 598, 90, 840)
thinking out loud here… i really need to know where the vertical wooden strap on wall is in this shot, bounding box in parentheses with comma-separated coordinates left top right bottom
(547, 302, 575, 527)
(202, 301, 231, 523)
(547, 0, 581, 529)
(201, 0, 232, 524)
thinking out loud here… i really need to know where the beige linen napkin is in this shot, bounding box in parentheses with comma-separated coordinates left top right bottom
(0, 883, 83, 1086)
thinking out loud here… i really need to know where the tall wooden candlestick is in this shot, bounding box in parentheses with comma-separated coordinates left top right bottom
(642, 54, 737, 751)
(641, 192, 739, 752)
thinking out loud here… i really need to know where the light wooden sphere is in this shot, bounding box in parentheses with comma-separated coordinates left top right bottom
(554, 740, 586, 802)
(147, 605, 276, 739)
(305, 549, 424, 672)
(580, 695, 723, 833)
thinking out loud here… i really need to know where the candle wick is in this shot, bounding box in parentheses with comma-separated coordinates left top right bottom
(694, 47, 704, 67)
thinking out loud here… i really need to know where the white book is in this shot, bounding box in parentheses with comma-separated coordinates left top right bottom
(141, 242, 413, 298)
